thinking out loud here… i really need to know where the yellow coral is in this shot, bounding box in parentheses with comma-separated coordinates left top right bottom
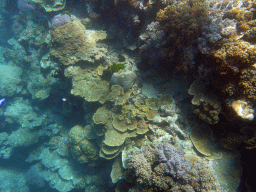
(64, 66, 110, 102)
(50, 17, 107, 65)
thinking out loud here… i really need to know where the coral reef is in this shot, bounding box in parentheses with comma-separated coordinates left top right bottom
(188, 79, 221, 124)
(64, 65, 110, 102)
(156, 143, 191, 179)
(28, 0, 66, 12)
(68, 125, 99, 165)
(110, 69, 137, 91)
(211, 39, 256, 77)
(139, 21, 166, 66)
(156, 0, 209, 70)
(238, 66, 256, 100)
(4, 98, 42, 129)
(50, 17, 107, 65)
(124, 143, 220, 191)
(40, 148, 85, 191)
(190, 126, 222, 160)
(226, 99, 254, 121)
(0, 64, 23, 96)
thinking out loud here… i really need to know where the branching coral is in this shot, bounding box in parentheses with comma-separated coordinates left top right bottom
(124, 143, 220, 191)
(212, 39, 256, 75)
(238, 66, 256, 100)
(156, 0, 209, 69)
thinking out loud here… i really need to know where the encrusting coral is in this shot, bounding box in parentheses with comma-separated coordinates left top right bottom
(50, 16, 107, 66)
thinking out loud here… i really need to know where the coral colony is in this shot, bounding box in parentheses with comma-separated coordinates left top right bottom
(0, 0, 256, 191)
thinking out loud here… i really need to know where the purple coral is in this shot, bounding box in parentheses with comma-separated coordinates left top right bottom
(17, 0, 35, 12)
(50, 14, 75, 29)
(156, 143, 191, 179)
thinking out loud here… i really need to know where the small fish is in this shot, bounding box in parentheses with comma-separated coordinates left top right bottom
(0, 98, 5, 106)
(89, 11, 100, 19)
(61, 11, 71, 17)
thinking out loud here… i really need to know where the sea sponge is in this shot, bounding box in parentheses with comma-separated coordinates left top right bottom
(68, 125, 98, 165)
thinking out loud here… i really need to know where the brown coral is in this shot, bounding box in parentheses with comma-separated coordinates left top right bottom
(188, 79, 221, 124)
(211, 39, 256, 76)
(238, 66, 256, 100)
(156, 0, 209, 68)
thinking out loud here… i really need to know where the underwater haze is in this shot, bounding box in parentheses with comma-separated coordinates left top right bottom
(1, 0, 256, 192)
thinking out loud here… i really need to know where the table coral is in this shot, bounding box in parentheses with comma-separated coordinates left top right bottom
(188, 79, 221, 124)
(190, 126, 222, 160)
(64, 66, 110, 102)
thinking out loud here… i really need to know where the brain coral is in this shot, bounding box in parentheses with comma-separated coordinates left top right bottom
(68, 125, 98, 165)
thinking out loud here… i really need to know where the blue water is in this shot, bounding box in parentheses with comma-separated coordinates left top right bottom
(0, 0, 254, 191)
